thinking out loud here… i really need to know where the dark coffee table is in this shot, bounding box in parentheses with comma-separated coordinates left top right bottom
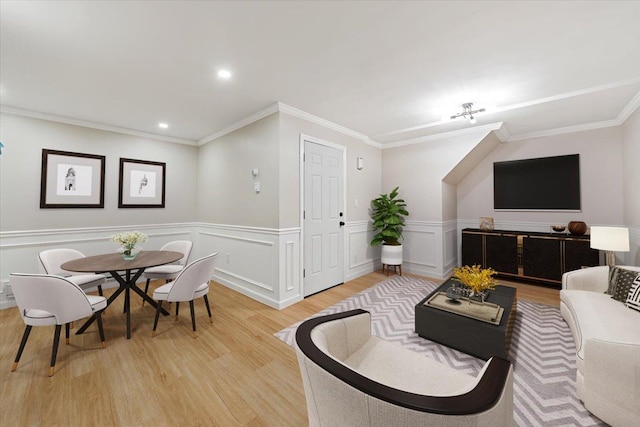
(415, 279, 517, 360)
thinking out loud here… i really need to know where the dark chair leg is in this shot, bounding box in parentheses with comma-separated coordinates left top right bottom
(97, 285, 104, 297)
(95, 310, 106, 348)
(11, 325, 32, 372)
(203, 295, 213, 323)
(141, 278, 151, 307)
(189, 300, 197, 338)
(152, 300, 163, 338)
(124, 287, 129, 314)
(65, 323, 70, 345)
(49, 325, 62, 377)
(175, 302, 180, 321)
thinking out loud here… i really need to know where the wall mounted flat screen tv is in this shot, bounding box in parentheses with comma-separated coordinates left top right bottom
(493, 154, 580, 210)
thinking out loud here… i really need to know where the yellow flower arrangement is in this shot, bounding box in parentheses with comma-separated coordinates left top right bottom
(452, 265, 498, 295)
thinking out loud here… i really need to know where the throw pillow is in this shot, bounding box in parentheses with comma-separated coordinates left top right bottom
(609, 266, 640, 302)
(607, 266, 623, 294)
(626, 276, 640, 313)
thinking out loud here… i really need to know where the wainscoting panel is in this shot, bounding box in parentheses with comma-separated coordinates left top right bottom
(443, 223, 458, 275)
(196, 224, 301, 310)
(397, 220, 457, 279)
(345, 221, 379, 282)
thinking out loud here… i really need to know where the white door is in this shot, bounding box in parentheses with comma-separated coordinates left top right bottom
(303, 140, 344, 297)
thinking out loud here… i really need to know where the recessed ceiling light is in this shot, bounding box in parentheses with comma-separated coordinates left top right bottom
(217, 69, 232, 79)
(158, 122, 169, 129)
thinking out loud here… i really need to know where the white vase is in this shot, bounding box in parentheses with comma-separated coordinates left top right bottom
(381, 244, 403, 265)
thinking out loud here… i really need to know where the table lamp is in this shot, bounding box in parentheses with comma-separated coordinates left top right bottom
(589, 226, 630, 266)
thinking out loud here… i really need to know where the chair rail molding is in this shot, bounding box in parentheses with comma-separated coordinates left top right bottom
(1, 220, 403, 310)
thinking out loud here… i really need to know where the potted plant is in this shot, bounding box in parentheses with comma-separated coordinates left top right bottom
(370, 187, 409, 269)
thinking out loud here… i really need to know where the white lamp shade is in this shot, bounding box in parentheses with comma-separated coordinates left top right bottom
(590, 226, 630, 252)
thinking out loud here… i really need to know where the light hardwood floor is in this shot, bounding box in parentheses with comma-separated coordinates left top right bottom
(0, 271, 559, 426)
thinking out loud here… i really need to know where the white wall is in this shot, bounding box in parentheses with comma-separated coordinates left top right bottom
(457, 126, 625, 229)
(622, 107, 640, 265)
(0, 113, 198, 231)
(196, 113, 280, 228)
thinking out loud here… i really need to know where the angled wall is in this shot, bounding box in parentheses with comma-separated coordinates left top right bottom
(381, 128, 497, 278)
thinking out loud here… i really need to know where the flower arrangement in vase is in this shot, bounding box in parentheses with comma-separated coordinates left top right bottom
(452, 264, 498, 303)
(111, 231, 148, 260)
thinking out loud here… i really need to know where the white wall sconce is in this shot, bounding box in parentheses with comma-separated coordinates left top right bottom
(356, 157, 364, 170)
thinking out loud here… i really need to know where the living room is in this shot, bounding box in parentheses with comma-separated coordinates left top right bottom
(0, 1, 638, 426)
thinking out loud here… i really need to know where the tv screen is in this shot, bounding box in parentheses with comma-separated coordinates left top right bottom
(493, 154, 580, 210)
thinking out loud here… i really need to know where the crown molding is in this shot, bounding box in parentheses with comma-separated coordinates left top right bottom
(277, 102, 382, 148)
(617, 89, 640, 123)
(381, 122, 505, 149)
(506, 88, 640, 141)
(197, 103, 280, 145)
(507, 118, 620, 142)
(197, 102, 382, 148)
(0, 105, 197, 146)
(493, 124, 511, 142)
(375, 80, 640, 146)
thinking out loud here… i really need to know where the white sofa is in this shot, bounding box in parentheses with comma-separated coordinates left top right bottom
(560, 265, 640, 427)
(295, 309, 514, 427)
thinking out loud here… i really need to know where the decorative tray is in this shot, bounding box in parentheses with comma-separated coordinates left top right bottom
(425, 292, 504, 325)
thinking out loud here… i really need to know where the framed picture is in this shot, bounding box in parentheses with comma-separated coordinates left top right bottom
(118, 158, 166, 208)
(40, 149, 106, 208)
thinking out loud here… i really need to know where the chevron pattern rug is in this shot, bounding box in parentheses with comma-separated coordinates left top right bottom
(275, 275, 605, 427)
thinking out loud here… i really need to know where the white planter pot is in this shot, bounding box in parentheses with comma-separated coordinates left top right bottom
(381, 244, 403, 266)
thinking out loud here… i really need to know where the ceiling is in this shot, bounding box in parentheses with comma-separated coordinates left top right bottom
(1, 1, 639, 146)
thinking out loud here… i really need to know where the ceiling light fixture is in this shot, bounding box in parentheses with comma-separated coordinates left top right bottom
(158, 122, 169, 129)
(217, 69, 232, 79)
(450, 102, 485, 124)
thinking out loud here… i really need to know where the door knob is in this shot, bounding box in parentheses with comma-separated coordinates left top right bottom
(339, 221, 345, 227)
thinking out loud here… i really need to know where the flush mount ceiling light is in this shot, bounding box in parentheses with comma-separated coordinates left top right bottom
(158, 122, 169, 129)
(450, 102, 486, 124)
(217, 69, 232, 79)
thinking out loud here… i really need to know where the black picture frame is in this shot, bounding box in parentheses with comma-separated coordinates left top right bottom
(118, 158, 166, 208)
(40, 149, 106, 209)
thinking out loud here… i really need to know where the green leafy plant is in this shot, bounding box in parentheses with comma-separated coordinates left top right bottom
(370, 187, 409, 246)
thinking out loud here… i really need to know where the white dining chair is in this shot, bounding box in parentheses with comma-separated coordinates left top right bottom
(9, 273, 107, 377)
(38, 248, 106, 296)
(141, 240, 193, 306)
(151, 252, 218, 338)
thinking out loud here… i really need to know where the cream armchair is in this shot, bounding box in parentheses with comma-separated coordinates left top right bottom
(295, 309, 513, 427)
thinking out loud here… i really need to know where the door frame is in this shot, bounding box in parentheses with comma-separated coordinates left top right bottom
(299, 133, 347, 297)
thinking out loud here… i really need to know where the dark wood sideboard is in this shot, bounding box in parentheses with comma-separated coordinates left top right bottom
(461, 228, 599, 288)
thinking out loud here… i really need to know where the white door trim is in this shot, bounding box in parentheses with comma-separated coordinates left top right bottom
(299, 133, 347, 296)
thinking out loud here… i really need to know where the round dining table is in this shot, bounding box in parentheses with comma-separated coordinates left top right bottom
(61, 250, 183, 339)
